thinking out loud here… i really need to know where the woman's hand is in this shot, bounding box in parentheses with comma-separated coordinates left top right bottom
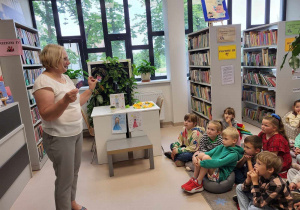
(88, 76, 97, 91)
(63, 89, 79, 103)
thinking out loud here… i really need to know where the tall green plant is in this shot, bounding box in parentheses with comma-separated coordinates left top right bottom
(86, 57, 137, 127)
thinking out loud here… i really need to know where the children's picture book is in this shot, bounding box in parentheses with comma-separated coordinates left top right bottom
(0, 65, 3, 81)
(110, 93, 125, 109)
(5, 86, 14, 104)
(128, 112, 143, 132)
(0, 81, 8, 98)
(201, 0, 229, 22)
(112, 113, 127, 134)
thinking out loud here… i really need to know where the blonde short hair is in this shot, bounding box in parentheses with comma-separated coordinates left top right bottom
(208, 120, 223, 132)
(256, 151, 282, 174)
(39, 44, 64, 69)
(222, 127, 239, 140)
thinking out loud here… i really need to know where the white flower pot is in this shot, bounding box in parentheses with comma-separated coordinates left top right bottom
(141, 72, 151, 82)
(71, 78, 79, 86)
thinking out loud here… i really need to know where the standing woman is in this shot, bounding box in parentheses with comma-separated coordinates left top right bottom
(33, 44, 97, 210)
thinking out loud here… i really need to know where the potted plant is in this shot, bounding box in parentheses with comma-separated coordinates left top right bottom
(110, 105, 116, 112)
(280, 33, 300, 70)
(134, 60, 156, 82)
(64, 69, 84, 85)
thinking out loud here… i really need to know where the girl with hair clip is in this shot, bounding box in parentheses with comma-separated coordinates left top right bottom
(258, 113, 292, 178)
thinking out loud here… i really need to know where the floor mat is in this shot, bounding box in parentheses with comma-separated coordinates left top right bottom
(186, 171, 238, 210)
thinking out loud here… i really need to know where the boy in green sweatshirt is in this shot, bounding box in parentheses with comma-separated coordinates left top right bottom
(181, 127, 244, 193)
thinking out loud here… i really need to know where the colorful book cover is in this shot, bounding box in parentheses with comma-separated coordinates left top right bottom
(0, 66, 3, 81)
(112, 113, 127, 134)
(5, 86, 14, 104)
(201, 0, 229, 22)
(128, 112, 143, 132)
(110, 93, 125, 109)
(0, 81, 8, 98)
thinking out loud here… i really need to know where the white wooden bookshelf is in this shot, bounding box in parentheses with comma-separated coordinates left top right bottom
(0, 19, 47, 170)
(188, 24, 242, 127)
(242, 21, 300, 127)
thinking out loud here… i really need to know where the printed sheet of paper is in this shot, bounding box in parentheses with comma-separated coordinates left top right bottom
(218, 45, 236, 60)
(221, 65, 234, 85)
(0, 39, 23, 56)
(286, 21, 300, 35)
(217, 27, 236, 43)
(128, 112, 143, 132)
(285, 37, 295, 52)
(112, 113, 127, 134)
(110, 93, 125, 109)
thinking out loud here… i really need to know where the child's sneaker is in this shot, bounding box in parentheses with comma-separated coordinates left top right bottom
(181, 177, 194, 189)
(175, 160, 185, 167)
(232, 195, 238, 203)
(184, 179, 204, 193)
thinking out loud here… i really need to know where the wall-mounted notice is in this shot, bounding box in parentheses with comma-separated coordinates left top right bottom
(286, 21, 300, 35)
(293, 88, 300, 93)
(221, 65, 234, 85)
(285, 37, 295, 52)
(217, 27, 236, 43)
(218, 45, 236, 60)
(0, 39, 22, 56)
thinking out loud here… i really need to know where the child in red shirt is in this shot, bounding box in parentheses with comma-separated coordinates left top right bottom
(258, 113, 292, 178)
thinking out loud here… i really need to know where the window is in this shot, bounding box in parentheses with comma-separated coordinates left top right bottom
(251, 0, 265, 25)
(30, 0, 166, 80)
(232, 0, 246, 32)
(270, 0, 281, 23)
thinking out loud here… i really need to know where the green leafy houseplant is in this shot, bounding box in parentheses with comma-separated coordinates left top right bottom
(133, 60, 156, 82)
(280, 34, 300, 70)
(87, 57, 137, 127)
(64, 69, 85, 79)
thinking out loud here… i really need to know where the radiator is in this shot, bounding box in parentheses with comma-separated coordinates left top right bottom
(134, 90, 165, 120)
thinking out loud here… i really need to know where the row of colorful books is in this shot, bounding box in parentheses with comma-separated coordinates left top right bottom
(34, 124, 43, 143)
(191, 84, 211, 101)
(243, 71, 276, 87)
(243, 51, 276, 66)
(195, 115, 209, 128)
(257, 91, 275, 108)
(242, 90, 256, 103)
(31, 106, 41, 124)
(37, 141, 46, 162)
(191, 99, 212, 120)
(190, 69, 211, 84)
(24, 68, 43, 86)
(16, 27, 40, 47)
(243, 29, 278, 48)
(188, 32, 209, 50)
(243, 107, 274, 123)
(189, 51, 210, 66)
(21, 50, 40, 65)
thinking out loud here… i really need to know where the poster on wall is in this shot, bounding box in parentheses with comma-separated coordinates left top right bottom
(221, 65, 234, 85)
(218, 45, 236, 60)
(285, 37, 295, 52)
(0, 0, 26, 24)
(201, 0, 229, 22)
(111, 113, 127, 134)
(128, 112, 143, 132)
(217, 27, 236, 43)
(286, 21, 300, 36)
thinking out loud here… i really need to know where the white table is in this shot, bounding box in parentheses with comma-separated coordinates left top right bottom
(91, 102, 162, 164)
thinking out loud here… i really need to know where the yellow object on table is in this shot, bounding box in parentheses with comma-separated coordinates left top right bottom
(133, 101, 154, 109)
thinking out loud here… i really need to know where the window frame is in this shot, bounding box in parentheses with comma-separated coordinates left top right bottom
(29, 0, 167, 81)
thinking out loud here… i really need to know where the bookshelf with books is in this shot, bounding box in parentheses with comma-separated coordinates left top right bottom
(0, 19, 47, 170)
(242, 21, 300, 127)
(188, 24, 242, 127)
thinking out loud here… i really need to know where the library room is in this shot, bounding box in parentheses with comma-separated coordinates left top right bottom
(0, 0, 300, 209)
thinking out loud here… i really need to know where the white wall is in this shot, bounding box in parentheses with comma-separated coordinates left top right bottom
(286, 0, 300, 21)
(19, 0, 33, 27)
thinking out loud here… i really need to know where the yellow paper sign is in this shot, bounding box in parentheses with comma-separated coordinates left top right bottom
(218, 45, 236, 60)
(285, 37, 295, 51)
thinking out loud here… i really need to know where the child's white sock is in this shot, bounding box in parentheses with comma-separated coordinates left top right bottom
(197, 179, 202, 184)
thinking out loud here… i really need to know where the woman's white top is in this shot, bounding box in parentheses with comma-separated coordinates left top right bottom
(33, 74, 82, 137)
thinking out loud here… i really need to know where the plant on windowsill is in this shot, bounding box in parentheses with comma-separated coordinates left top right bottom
(133, 60, 156, 82)
(64, 69, 84, 85)
(280, 33, 300, 70)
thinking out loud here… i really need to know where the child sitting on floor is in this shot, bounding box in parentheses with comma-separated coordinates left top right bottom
(181, 127, 243, 193)
(236, 151, 293, 210)
(234, 135, 262, 184)
(259, 113, 292, 178)
(292, 134, 300, 170)
(164, 113, 205, 167)
(286, 99, 300, 128)
(220, 107, 238, 129)
(287, 167, 300, 208)
(185, 120, 223, 171)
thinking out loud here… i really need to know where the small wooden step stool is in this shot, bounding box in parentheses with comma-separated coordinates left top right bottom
(106, 135, 154, 177)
